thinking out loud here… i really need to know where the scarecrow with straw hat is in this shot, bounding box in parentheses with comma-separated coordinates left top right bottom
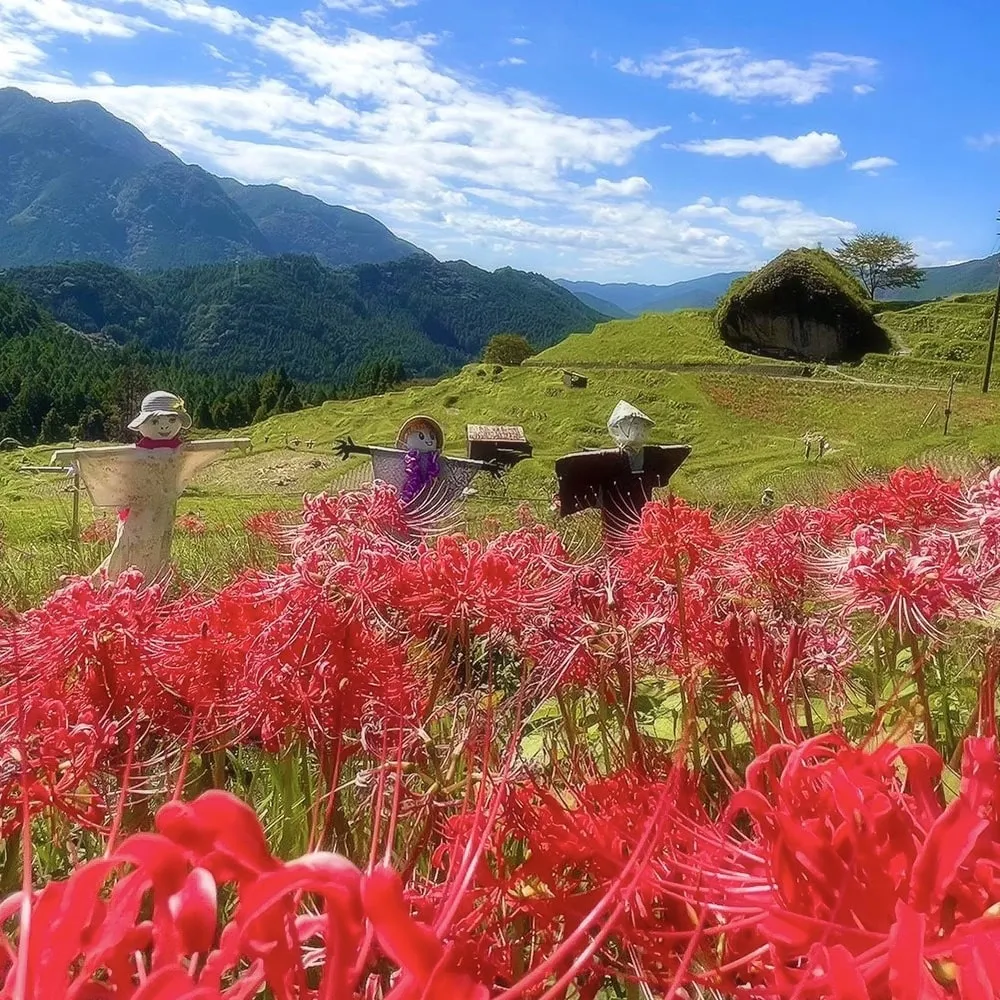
(336, 414, 502, 510)
(555, 400, 690, 537)
(51, 391, 251, 583)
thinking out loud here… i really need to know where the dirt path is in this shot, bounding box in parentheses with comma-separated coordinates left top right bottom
(526, 360, 952, 392)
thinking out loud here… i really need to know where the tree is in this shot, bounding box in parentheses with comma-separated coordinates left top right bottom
(833, 232, 925, 299)
(482, 334, 534, 366)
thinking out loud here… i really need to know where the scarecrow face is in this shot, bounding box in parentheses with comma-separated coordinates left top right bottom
(140, 412, 184, 440)
(402, 423, 440, 453)
(609, 415, 652, 449)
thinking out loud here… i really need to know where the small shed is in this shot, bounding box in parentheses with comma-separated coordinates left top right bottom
(562, 370, 588, 389)
(466, 424, 533, 467)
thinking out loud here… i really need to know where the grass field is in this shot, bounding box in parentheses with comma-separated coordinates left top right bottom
(3, 293, 1000, 605)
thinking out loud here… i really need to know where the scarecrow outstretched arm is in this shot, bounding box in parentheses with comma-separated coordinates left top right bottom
(335, 437, 373, 459)
(51, 445, 136, 466)
(185, 438, 252, 454)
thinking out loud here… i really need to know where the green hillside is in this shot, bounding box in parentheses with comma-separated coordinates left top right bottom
(534, 310, 759, 367)
(882, 254, 1000, 301)
(7, 292, 1000, 601)
(6, 256, 604, 383)
(0, 88, 423, 271)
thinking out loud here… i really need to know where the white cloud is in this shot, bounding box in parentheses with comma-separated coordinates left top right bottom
(736, 195, 803, 214)
(591, 176, 652, 197)
(509, 36, 530, 46)
(681, 131, 845, 168)
(853, 83, 874, 95)
(498, 56, 526, 67)
(90, 69, 115, 84)
(967, 133, 1000, 151)
(617, 47, 877, 104)
(113, 0, 251, 34)
(850, 155, 896, 175)
(0, 0, 863, 279)
(0, 0, 158, 37)
(322, 0, 419, 15)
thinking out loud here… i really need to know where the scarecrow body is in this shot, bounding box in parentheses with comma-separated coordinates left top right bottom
(52, 392, 250, 582)
(336, 415, 501, 522)
(555, 401, 690, 534)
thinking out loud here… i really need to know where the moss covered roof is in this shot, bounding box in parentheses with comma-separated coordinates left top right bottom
(715, 248, 891, 359)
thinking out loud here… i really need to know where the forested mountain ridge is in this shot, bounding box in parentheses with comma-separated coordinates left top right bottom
(5, 256, 605, 383)
(0, 281, 410, 444)
(0, 88, 423, 271)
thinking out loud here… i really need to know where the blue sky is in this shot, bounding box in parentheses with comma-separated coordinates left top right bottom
(2, 0, 999, 283)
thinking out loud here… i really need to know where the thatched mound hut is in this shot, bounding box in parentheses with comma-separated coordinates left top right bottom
(715, 249, 892, 362)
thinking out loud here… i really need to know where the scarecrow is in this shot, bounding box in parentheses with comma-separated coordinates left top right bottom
(51, 391, 251, 582)
(335, 415, 501, 509)
(555, 400, 690, 535)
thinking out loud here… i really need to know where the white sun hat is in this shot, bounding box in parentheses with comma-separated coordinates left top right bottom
(608, 400, 654, 447)
(127, 390, 193, 431)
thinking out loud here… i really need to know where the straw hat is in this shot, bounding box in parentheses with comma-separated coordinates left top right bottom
(128, 391, 193, 431)
(396, 414, 444, 450)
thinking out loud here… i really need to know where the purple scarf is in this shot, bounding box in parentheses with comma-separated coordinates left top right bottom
(401, 449, 441, 503)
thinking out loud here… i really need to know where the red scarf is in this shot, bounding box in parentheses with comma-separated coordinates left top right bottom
(136, 437, 183, 450)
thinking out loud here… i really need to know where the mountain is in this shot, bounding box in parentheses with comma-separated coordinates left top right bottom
(0, 88, 423, 271)
(564, 290, 631, 318)
(643, 272, 751, 312)
(5, 255, 606, 383)
(560, 252, 1000, 315)
(881, 253, 1000, 301)
(557, 273, 748, 315)
(0, 280, 355, 444)
(216, 178, 424, 269)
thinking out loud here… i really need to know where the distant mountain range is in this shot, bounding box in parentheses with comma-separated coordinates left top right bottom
(0, 87, 422, 271)
(556, 274, 749, 315)
(558, 255, 1000, 315)
(4, 256, 604, 383)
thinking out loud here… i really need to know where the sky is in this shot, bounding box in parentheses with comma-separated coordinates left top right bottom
(2, 0, 999, 284)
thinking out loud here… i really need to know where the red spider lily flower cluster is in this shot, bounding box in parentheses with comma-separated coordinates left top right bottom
(175, 513, 208, 537)
(0, 789, 493, 999)
(2, 466, 1000, 996)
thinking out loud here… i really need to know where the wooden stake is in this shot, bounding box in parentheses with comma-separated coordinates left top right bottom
(983, 251, 1000, 393)
(71, 469, 81, 546)
(944, 375, 956, 434)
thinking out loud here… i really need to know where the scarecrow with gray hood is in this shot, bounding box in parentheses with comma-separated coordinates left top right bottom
(336, 414, 503, 513)
(52, 392, 251, 582)
(555, 400, 690, 535)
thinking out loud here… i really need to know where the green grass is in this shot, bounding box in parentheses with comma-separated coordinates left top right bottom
(4, 292, 1000, 606)
(531, 310, 768, 367)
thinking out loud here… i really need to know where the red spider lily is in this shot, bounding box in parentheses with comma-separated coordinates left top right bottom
(0, 790, 489, 999)
(175, 513, 208, 537)
(79, 518, 116, 544)
(830, 526, 989, 637)
(244, 510, 295, 546)
(0, 699, 116, 834)
(669, 736, 1000, 999)
(826, 466, 965, 539)
(0, 572, 179, 727)
(415, 764, 697, 992)
(618, 497, 725, 586)
(725, 504, 836, 616)
(295, 486, 413, 556)
(400, 532, 570, 641)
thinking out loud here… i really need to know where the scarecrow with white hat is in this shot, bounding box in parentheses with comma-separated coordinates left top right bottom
(51, 391, 251, 582)
(336, 414, 501, 512)
(555, 400, 690, 536)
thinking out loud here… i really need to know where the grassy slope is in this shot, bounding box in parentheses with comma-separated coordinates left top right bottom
(5, 294, 1000, 603)
(534, 310, 767, 367)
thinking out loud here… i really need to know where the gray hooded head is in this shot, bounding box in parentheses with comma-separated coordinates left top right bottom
(608, 400, 654, 450)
